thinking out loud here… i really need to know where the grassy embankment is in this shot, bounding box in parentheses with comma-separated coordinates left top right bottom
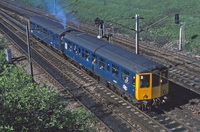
(15, 0, 200, 54)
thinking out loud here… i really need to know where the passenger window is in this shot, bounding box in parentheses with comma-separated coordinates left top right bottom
(82, 49, 90, 62)
(44, 29, 47, 37)
(162, 70, 168, 84)
(43, 29, 45, 36)
(112, 64, 119, 79)
(140, 75, 150, 88)
(82, 49, 84, 58)
(132, 76, 136, 86)
(99, 58, 105, 70)
(92, 54, 97, 66)
(152, 73, 160, 87)
(107, 63, 110, 72)
(121, 69, 129, 84)
(85, 50, 90, 62)
(57, 36, 59, 44)
(37, 25, 39, 33)
(73, 45, 78, 55)
(78, 48, 81, 55)
(67, 42, 72, 51)
(61, 36, 64, 45)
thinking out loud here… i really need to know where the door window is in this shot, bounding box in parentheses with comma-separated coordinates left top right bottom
(140, 75, 150, 88)
(112, 64, 119, 79)
(152, 73, 160, 87)
(121, 69, 129, 84)
(99, 58, 105, 70)
(162, 70, 168, 84)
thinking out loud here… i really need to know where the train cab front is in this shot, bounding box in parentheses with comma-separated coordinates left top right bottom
(135, 70, 169, 110)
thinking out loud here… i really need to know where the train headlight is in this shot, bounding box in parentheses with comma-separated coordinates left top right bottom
(163, 90, 166, 94)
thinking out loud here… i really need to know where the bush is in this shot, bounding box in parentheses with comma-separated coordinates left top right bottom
(0, 35, 7, 49)
(0, 52, 96, 131)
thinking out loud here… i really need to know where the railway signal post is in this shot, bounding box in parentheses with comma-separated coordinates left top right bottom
(95, 17, 104, 39)
(178, 23, 185, 51)
(175, 14, 185, 51)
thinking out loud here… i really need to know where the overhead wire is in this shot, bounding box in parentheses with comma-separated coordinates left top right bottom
(105, 13, 174, 32)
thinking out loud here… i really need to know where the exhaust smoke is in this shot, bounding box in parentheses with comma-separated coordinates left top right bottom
(43, 0, 79, 29)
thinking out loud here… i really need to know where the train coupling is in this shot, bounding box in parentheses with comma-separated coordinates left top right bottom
(162, 96, 168, 104)
(152, 96, 167, 106)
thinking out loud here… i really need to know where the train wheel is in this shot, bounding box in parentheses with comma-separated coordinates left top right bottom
(141, 103, 147, 111)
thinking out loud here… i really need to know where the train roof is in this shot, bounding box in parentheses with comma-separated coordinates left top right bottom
(97, 44, 166, 73)
(30, 16, 65, 35)
(64, 30, 167, 73)
(64, 29, 107, 52)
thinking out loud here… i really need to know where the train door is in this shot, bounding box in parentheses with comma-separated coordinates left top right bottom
(72, 44, 79, 61)
(53, 34, 57, 48)
(56, 35, 60, 50)
(161, 70, 169, 96)
(105, 61, 110, 81)
(131, 74, 136, 98)
(92, 54, 97, 72)
(135, 73, 152, 100)
(151, 72, 161, 98)
(120, 69, 136, 98)
(111, 64, 119, 86)
(121, 69, 130, 92)
(65, 41, 73, 57)
(80, 48, 92, 69)
(60, 35, 65, 52)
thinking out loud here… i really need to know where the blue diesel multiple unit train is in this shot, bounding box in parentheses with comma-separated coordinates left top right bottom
(29, 16, 169, 109)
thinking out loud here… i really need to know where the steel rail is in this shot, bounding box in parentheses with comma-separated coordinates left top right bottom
(158, 107, 198, 132)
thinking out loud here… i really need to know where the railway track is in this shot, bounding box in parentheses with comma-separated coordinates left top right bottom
(0, 7, 170, 132)
(1, 3, 200, 132)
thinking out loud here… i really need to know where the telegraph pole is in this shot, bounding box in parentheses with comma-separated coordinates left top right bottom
(135, 14, 139, 54)
(26, 24, 34, 83)
(179, 24, 182, 51)
(131, 14, 143, 54)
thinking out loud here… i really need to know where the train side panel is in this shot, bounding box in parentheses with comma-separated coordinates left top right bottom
(64, 38, 93, 71)
(29, 21, 62, 51)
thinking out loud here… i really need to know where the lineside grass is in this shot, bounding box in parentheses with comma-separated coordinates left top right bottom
(15, 0, 200, 54)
